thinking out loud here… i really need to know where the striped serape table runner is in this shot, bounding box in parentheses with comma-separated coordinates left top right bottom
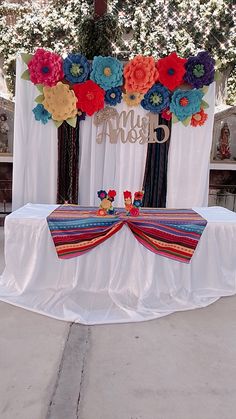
(47, 206, 207, 263)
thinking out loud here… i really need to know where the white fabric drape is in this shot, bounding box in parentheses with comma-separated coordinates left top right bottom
(166, 83, 215, 208)
(79, 102, 148, 207)
(12, 56, 58, 210)
(0, 204, 236, 325)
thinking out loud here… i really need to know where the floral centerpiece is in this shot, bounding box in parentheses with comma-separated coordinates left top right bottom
(97, 189, 117, 216)
(123, 190, 144, 216)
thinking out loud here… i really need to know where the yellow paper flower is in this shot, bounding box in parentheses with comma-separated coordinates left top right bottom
(43, 82, 77, 121)
(123, 92, 144, 107)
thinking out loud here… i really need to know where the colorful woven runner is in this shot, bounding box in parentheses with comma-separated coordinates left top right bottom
(47, 206, 207, 263)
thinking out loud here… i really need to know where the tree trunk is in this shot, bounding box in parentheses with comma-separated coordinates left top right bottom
(215, 65, 234, 106)
(94, 0, 107, 18)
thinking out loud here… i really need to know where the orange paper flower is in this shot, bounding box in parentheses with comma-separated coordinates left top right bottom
(191, 108, 208, 127)
(124, 55, 158, 94)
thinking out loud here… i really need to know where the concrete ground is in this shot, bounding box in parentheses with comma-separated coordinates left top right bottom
(1, 226, 236, 419)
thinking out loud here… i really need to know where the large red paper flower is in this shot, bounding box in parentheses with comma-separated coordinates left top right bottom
(28, 48, 64, 87)
(73, 80, 105, 116)
(190, 108, 208, 127)
(108, 190, 116, 199)
(156, 52, 187, 91)
(124, 56, 158, 94)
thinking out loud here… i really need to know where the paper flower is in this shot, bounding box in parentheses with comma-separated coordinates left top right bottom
(28, 48, 63, 87)
(129, 207, 140, 216)
(124, 55, 158, 94)
(105, 87, 122, 106)
(32, 104, 52, 124)
(73, 80, 105, 116)
(107, 190, 116, 201)
(141, 83, 170, 114)
(123, 92, 144, 107)
(63, 53, 90, 84)
(43, 82, 77, 121)
(124, 191, 132, 199)
(90, 56, 123, 91)
(134, 191, 144, 201)
(161, 108, 172, 121)
(190, 108, 208, 127)
(184, 51, 215, 88)
(170, 89, 204, 122)
(156, 52, 187, 91)
(97, 190, 107, 200)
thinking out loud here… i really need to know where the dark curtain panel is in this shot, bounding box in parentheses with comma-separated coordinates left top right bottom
(57, 120, 80, 204)
(142, 116, 172, 208)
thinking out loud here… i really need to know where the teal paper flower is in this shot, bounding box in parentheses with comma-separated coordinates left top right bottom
(32, 104, 51, 124)
(170, 89, 204, 122)
(90, 56, 123, 91)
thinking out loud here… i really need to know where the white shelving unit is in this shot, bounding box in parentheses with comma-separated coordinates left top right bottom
(210, 163, 236, 171)
(0, 154, 13, 163)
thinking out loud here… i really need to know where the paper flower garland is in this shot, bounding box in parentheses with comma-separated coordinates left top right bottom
(123, 190, 144, 216)
(124, 55, 158, 94)
(32, 104, 52, 124)
(21, 48, 214, 128)
(184, 51, 215, 89)
(43, 82, 77, 121)
(63, 53, 90, 84)
(156, 52, 187, 91)
(90, 56, 123, 91)
(28, 48, 64, 86)
(141, 83, 170, 113)
(73, 80, 105, 116)
(97, 189, 117, 216)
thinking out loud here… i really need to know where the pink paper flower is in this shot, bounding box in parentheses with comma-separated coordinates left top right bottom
(28, 48, 64, 87)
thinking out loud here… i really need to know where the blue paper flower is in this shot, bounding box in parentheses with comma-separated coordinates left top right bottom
(32, 104, 51, 125)
(170, 89, 204, 121)
(63, 53, 90, 84)
(141, 83, 170, 114)
(105, 87, 122, 106)
(90, 56, 123, 91)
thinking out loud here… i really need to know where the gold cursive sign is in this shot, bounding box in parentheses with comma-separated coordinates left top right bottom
(94, 108, 170, 145)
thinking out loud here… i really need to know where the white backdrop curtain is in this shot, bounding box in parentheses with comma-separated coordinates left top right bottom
(12, 57, 215, 210)
(166, 83, 215, 207)
(12, 56, 58, 210)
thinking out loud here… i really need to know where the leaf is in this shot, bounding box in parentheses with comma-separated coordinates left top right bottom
(53, 120, 63, 128)
(21, 53, 33, 65)
(182, 116, 191, 126)
(35, 94, 44, 104)
(66, 117, 77, 128)
(200, 85, 209, 95)
(172, 114, 179, 123)
(36, 84, 44, 93)
(201, 100, 209, 109)
(21, 69, 30, 80)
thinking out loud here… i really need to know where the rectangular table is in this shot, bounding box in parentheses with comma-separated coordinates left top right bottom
(0, 204, 236, 325)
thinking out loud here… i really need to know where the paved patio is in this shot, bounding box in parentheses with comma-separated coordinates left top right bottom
(1, 226, 236, 419)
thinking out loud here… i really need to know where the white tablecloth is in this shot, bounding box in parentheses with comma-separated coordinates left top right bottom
(0, 204, 236, 324)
